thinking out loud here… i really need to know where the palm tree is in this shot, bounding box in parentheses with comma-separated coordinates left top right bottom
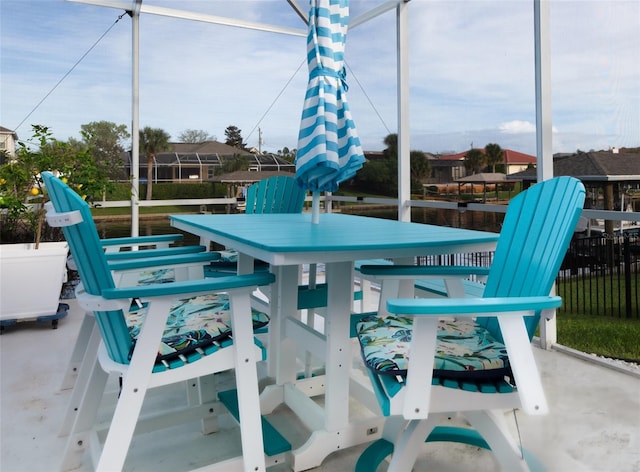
(139, 127, 170, 200)
(484, 143, 504, 173)
(464, 148, 485, 174)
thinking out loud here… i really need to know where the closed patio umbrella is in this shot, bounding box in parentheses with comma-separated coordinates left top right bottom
(296, 0, 365, 223)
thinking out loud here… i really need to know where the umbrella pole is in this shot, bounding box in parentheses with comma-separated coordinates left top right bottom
(312, 192, 320, 224)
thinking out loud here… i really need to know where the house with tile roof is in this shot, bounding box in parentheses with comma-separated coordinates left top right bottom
(509, 151, 640, 185)
(429, 148, 536, 183)
(509, 151, 640, 224)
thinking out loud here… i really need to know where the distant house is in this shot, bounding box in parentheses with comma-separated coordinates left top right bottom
(510, 151, 640, 185)
(123, 141, 295, 183)
(0, 127, 19, 161)
(509, 151, 640, 212)
(429, 148, 537, 183)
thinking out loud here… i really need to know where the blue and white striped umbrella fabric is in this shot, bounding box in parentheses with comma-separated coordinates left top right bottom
(296, 0, 365, 197)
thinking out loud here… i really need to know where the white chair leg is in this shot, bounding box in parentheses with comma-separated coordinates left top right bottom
(60, 312, 96, 391)
(190, 375, 218, 435)
(387, 415, 440, 472)
(96, 379, 149, 471)
(228, 290, 266, 472)
(465, 410, 530, 472)
(376, 279, 399, 316)
(96, 301, 171, 472)
(59, 322, 101, 437)
(60, 353, 110, 471)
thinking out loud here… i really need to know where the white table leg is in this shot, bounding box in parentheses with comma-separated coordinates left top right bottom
(324, 261, 353, 431)
(266, 261, 386, 471)
(269, 264, 300, 384)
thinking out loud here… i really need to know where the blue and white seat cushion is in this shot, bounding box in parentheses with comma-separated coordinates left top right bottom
(127, 293, 269, 362)
(213, 249, 239, 264)
(136, 268, 175, 285)
(206, 250, 269, 271)
(356, 314, 511, 381)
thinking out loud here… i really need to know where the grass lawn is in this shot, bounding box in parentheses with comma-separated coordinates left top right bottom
(555, 272, 638, 361)
(557, 315, 640, 362)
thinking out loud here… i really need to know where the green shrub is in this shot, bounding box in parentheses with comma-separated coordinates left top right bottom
(106, 182, 224, 200)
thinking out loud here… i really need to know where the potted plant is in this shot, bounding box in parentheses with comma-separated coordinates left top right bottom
(0, 125, 111, 328)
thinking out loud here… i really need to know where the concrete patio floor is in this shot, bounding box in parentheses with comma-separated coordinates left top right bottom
(1, 297, 639, 472)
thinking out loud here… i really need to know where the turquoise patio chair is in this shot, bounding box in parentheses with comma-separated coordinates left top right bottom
(246, 174, 306, 214)
(354, 176, 585, 471)
(207, 175, 338, 310)
(207, 175, 306, 269)
(60, 201, 216, 392)
(58, 245, 222, 437)
(42, 172, 287, 471)
(61, 234, 218, 391)
(59, 212, 221, 431)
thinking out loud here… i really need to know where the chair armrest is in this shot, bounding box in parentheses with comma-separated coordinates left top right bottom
(100, 234, 183, 252)
(359, 264, 490, 278)
(387, 295, 562, 316)
(107, 251, 219, 272)
(104, 245, 208, 261)
(101, 272, 275, 299)
(360, 264, 489, 308)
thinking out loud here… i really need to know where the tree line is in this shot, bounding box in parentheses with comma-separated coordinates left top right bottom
(4, 120, 511, 201)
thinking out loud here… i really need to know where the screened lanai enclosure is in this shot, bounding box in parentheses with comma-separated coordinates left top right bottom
(67, 0, 558, 231)
(121, 148, 295, 183)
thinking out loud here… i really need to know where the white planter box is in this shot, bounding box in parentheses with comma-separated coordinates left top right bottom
(0, 242, 69, 323)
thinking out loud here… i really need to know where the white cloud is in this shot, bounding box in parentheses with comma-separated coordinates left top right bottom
(499, 120, 536, 134)
(499, 120, 560, 137)
(1, 0, 637, 155)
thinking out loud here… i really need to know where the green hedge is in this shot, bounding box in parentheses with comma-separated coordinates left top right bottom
(106, 182, 225, 200)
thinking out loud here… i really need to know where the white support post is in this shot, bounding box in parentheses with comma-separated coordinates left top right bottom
(130, 0, 141, 238)
(534, 0, 553, 182)
(397, 0, 411, 222)
(534, 0, 557, 348)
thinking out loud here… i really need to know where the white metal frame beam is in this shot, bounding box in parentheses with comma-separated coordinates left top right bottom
(286, 0, 308, 24)
(397, 0, 411, 222)
(534, 0, 553, 182)
(67, 0, 410, 232)
(351, 0, 403, 28)
(130, 0, 141, 237)
(68, 0, 307, 36)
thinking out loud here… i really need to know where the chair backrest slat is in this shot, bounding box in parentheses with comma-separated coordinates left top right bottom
(42, 172, 133, 363)
(245, 176, 306, 214)
(479, 177, 585, 340)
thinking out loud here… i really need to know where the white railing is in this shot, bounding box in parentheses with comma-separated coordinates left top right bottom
(90, 194, 640, 226)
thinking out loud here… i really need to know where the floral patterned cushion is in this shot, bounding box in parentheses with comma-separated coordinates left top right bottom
(137, 268, 175, 285)
(208, 250, 269, 270)
(356, 314, 510, 381)
(127, 293, 269, 362)
(214, 250, 239, 264)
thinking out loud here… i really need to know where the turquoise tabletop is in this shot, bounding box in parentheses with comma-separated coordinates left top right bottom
(171, 213, 498, 263)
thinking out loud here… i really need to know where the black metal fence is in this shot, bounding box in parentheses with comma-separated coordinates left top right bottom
(558, 233, 639, 319)
(416, 232, 640, 319)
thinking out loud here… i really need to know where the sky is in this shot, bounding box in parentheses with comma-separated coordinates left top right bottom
(1, 0, 639, 156)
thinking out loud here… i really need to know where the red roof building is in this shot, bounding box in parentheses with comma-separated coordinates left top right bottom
(429, 148, 536, 183)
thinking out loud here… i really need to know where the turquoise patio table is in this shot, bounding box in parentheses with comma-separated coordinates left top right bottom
(170, 212, 499, 470)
